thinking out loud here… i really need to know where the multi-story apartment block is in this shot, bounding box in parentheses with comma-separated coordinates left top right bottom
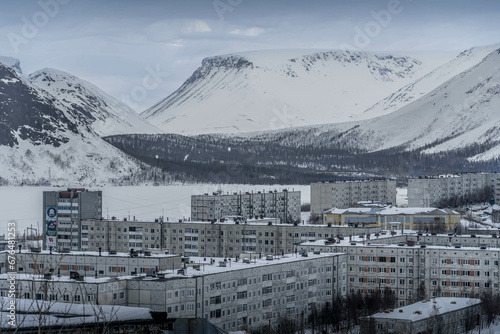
(191, 189, 301, 224)
(300, 234, 500, 306)
(80, 218, 382, 257)
(2, 249, 181, 277)
(323, 207, 460, 232)
(311, 179, 397, 216)
(1, 252, 347, 333)
(42, 188, 102, 251)
(408, 173, 500, 207)
(80, 219, 164, 252)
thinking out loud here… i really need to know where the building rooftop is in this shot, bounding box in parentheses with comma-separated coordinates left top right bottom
(0, 297, 156, 329)
(0, 249, 177, 258)
(324, 207, 459, 215)
(367, 297, 481, 321)
(155, 252, 342, 278)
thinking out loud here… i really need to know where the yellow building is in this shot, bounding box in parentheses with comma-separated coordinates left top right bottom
(323, 207, 460, 232)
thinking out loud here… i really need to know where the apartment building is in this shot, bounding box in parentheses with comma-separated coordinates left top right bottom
(300, 235, 500, 306)
(311, 179, 397, 216)
(191, 189, 301, 224)
(2, 249, 181, 278)
(408, 173, 500, 207)
(80, 218, 382, 257)
(323, 207, 460, 232)
(1, 252, 347, 333)
(42, 188, 102, 251)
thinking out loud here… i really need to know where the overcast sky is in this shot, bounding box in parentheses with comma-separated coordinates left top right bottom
(1, 0, 499, 111)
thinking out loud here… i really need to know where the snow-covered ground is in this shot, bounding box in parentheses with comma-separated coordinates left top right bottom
(396, 187, 408, 207)
(0, 184, 310, 236)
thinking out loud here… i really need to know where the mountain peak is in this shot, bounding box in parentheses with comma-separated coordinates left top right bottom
(0, 56, 22, 74)
(142, 49, 432, 135)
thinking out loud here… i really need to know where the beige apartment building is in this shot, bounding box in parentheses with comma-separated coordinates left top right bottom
(323, 207, 461, 232)
(79, 217, 381, 257)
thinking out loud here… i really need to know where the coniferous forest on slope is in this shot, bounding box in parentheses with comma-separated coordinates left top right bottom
(103, 133, 500, 186)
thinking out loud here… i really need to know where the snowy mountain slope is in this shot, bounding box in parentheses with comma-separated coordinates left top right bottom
(358, 43, 500, 120)
(29, 68, 161, 136)
(142, 49, 442, 135)
(0, 61, 154, 186)
(266, 48, 500, 160)
(357, 48, 500, 154)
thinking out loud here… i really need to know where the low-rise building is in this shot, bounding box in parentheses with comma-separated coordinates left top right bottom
(360, 297, 481, 334)
(323, 207, 461, 232)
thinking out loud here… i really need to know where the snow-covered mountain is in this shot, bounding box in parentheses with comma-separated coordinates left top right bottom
(29, 68, 161, 136)
(0, 60, 157, 186)
(358, 43, 500, 120)
(261, 47, 500, 162)
(142, 49, 445, 135)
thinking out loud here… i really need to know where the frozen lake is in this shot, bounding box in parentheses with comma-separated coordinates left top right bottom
(0, 185, 407, 237)
(0, 184, 310, 237)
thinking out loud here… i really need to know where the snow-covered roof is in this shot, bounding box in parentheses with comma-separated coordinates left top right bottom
(368, 297, 480, 321)
(0, 297, 155, 329)
(324, 207, 459, 216)
(0, 249, 177, 258)
(156, 252, 342, 278)
(0, 273, 113, 284)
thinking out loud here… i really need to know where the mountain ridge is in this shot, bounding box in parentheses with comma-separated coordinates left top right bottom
(141, 49, 443, 135)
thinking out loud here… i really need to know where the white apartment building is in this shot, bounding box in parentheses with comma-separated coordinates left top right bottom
(191, 189, 301, 224)
(408, 173, 500, 207)
(311, 179, 397, 216)
(2, 252, 347, 333)
(300, 235, 500, 306)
